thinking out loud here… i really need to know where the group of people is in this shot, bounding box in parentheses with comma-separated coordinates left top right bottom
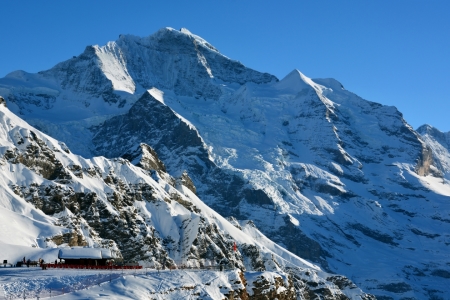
(21, 257, 47, 268)
(38, 258, 48, 270)
(22, 256, 30, 267)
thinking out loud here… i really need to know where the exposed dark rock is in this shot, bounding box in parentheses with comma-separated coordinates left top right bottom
(170, 192, 201, 213)
(247, 273, 296, 300)
(373, 296, 393, 300)
(4, 131, 66, 181)
(276, 216, 330, 268)
(402, 265, 426, 277)
(388, 204, 416, 217)
(240, 244, 265, 271)
(431, 215, 450, 224)
(48, 232, 87, 247)
(11, 183, 79, 215)
(177, 171, 197, 195)
(285, 268, 376, 300)
(431, 269, 450, 278)
(410, 228, 440, 239)
(68, 164, 83, 178)
(377, 282, 412, 293)
(326, 275, 358, 290)
(349, 223, 399, 246)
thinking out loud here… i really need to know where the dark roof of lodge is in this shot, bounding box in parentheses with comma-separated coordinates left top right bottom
(58, 247, 114, 259)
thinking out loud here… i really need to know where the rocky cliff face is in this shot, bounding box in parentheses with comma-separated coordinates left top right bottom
(1, 28, 449, 299)
(417, 124, 450, 179)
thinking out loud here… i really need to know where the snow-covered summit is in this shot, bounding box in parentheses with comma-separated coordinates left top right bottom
(0, 27, 277, 156)
(274, 69, 313, 93)
(417, 124, 450, 147)
(1, 26, 276, 111)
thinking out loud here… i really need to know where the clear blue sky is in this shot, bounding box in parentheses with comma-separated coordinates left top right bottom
(1, 0, 449, 131)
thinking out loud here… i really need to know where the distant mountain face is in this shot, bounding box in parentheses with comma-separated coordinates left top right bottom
(1, 27, 449, 299)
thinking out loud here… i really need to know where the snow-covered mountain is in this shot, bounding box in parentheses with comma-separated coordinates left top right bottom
(0, 28, 275, 157)
(0, 97, 373, 299)
(1, 27, 449, 299)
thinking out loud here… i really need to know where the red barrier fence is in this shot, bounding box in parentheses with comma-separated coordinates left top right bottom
(44, 263, 143, 270)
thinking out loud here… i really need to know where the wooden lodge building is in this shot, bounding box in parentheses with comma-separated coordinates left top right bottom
(58, 247, 114, 266)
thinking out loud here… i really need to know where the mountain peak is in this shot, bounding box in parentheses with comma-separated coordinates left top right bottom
(274, 69, 313, 93)
(139, 27, 221, 53)
(417, 124, 450, 136)
(417, 124, 450, 147)
(417, 124, 434, 134)
(180, 27, 192, 35)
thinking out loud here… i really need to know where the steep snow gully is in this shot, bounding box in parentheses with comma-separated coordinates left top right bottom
(0, 27, 449, 299)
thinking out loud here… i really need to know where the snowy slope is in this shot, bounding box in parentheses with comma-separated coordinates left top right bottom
(0, 99, 372, 299)
(1, 27, 450, 299)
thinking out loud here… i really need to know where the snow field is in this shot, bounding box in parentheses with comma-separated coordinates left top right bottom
(0, 268, 288, 300)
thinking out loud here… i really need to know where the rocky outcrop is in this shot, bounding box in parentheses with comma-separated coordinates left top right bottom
(415, 143, 434, 176)
(176, 171, 197, 195)
(122, 143, 166, 173)
(3, 130, 68, 181)
(246, 273, 296, 300)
